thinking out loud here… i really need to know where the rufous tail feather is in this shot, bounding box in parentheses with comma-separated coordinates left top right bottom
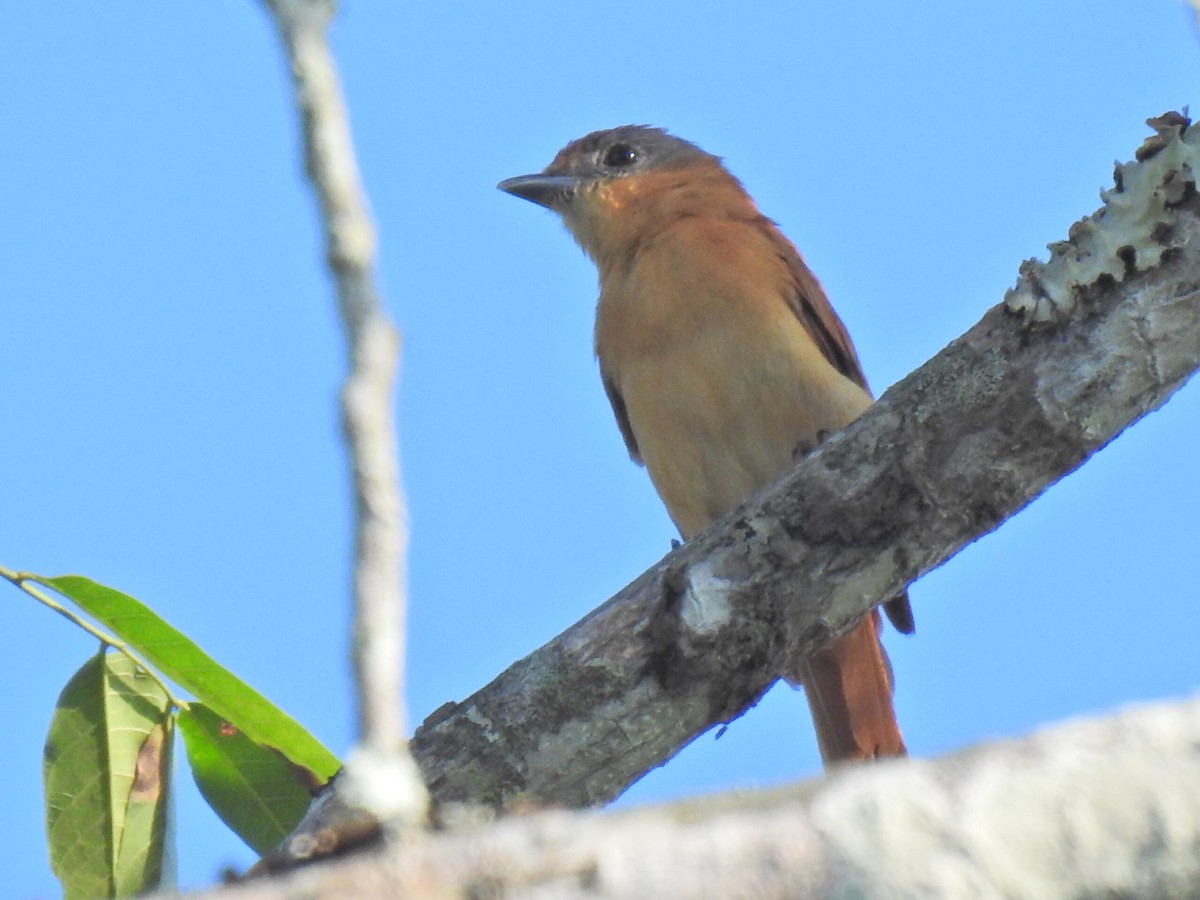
(797, 609, 906, 764)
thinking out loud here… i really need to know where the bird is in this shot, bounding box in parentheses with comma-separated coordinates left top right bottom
(498, 125, 911, 766)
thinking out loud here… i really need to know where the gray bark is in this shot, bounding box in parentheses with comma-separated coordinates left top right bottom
(208, 694, 1200, 899)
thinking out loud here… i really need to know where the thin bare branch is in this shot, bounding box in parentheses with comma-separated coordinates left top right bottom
(261, 0, 425, 821)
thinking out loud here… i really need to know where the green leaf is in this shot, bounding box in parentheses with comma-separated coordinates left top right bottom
(108, 657, 175, 897)
(44, 652, 111, 899)
(45, 650, 175, 899)
(179, 703, 316, 854)
(42, 574, 339, 782)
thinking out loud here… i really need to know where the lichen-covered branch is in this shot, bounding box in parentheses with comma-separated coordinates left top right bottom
(260, 0, 425, 821)
(199, 694, 1200, 898)
(404, 116, 1200, 811)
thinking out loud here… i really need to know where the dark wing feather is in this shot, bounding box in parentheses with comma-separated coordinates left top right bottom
(602, 372, 641, 463)
(763, 218, 915, 634)
(760, 218, 871, 392)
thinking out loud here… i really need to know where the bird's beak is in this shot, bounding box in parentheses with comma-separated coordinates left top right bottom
(497, 173, 581, 211)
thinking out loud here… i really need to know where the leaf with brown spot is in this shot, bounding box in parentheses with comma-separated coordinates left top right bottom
(44, 650, 175, 899)
(179, 703, 317, 855)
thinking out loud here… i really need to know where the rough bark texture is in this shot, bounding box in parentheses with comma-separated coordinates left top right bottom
(399, 119, 1200, 812)
(201, 694, 1200, 899)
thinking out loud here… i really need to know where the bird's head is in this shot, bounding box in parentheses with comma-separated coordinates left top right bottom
(498, 125, 734, 263)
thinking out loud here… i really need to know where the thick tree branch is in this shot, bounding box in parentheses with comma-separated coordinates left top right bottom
(205, 694, 1200, 898)
(401, 116, 1200, 812)
(258, 114, 1200, 872)
(257, 115, 1199, 872)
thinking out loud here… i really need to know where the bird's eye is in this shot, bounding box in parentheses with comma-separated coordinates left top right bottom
(602, 143, 639, 169)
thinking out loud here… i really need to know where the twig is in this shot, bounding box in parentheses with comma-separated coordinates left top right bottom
(0, 567, 188, 710)
(260, 0, 425, 822)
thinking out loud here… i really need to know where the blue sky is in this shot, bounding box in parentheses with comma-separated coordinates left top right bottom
(2, 3, 1197, 895)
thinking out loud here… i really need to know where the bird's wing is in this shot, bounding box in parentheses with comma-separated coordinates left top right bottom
(759, 218, 871, 394)
(602, 371, 642, 463)
(764, 219, 915, 634)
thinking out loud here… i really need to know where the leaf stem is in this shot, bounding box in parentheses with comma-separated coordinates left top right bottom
(0, 566, 189, 710)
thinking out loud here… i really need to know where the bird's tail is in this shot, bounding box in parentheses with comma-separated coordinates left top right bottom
(797, 609, 906, 765)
